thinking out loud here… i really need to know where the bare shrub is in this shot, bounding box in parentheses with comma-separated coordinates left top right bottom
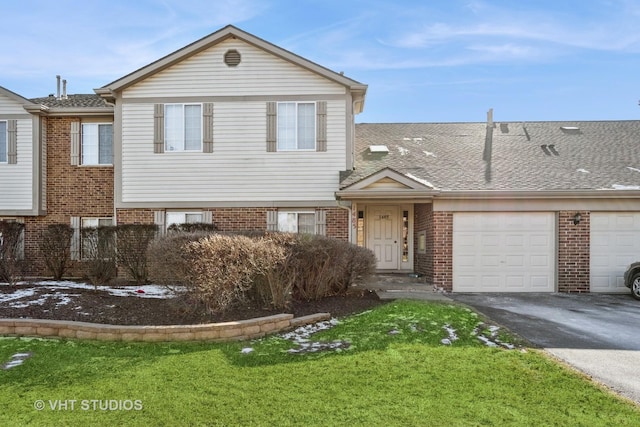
(114, 224, 158, 285)
(82, 226, 117, 288)
(147, 232, 208, 288)
(146, 230, 377, 312)
(39, 223, 74, 280)
(183, 234, 285, 313)
(0, 221, 25, 285)
(167, 222, 218, 233)
(251, 232, 298, 309)
(273, 234, 377, 301)
(337, 244, 377, 292)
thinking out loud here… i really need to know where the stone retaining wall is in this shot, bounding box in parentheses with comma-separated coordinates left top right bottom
(0, 313, 330, 342)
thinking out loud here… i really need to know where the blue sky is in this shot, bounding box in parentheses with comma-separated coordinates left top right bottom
(2, 0, 640, 123)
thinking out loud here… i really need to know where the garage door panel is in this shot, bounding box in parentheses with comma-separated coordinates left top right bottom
(481, 234, 500, 247)
(530, 234, 550, 247)
(530, 255, 550, 267)
(531, 276, 551, 289)
(505, 276, 524, 289)
(505, 255, 524, 267)
(453, 212, 555, 292)
(506, 235, 524, 247)
(481, 276, 502, 288)
(481, 255, 500, 267)
(591, 213, 640, 293)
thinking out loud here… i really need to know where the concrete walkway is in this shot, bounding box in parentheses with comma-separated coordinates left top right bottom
(356, 274, 452, 302)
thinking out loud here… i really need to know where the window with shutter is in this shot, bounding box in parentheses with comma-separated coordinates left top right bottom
(164, 104, 202, 152)
(0, 121, 6, 163)
(7, 120, 17, 164)
(81, 123, 113, 165)
(276, 211, 317, 234)
(266, 101, 327, 152)
(70, 121, 80, 165)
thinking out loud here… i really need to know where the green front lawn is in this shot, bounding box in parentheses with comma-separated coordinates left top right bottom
(1, 300, 638, 426)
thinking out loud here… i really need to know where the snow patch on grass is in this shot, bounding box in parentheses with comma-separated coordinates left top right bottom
(280, 318, 349, 354)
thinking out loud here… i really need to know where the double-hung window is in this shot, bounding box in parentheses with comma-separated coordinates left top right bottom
(82, 123, 112, 165)
(277, 102, 315, 150)
(277, 211, 316, 234)
(166, 212, 203, 229)
(165, 104, 202, 152)
(0, 121, 6, 163)
(81, 218, 113, 260)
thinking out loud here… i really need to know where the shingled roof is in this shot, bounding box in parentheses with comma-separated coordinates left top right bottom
(30, 94, 109, 108)
(343, 121, 640, 192)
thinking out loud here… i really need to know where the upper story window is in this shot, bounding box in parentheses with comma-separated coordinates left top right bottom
(82, 123, 113, 165)
(165, 104, 202, 152)
(277, 102, 316, 151)
(0, 121, 6, 163)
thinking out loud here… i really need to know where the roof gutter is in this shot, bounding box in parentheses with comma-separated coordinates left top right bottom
(439, 190, 640, 199)
(43, 107, 114, 117)
(336, 189, 439, 200)
(336, 188, 640, 201)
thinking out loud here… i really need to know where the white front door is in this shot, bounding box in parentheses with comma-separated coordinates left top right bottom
(368, 206, 399, 269)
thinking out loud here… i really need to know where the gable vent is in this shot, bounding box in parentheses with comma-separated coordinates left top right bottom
(224, 49, 241, 67)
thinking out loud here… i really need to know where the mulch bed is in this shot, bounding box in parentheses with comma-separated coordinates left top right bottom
(0, 284, 384, 326)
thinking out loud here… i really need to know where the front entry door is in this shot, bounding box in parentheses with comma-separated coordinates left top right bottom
(368, 206, 399, 269)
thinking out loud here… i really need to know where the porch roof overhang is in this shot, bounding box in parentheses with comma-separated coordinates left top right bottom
(336, 189, 437, 200)
(337, 167, 439, 200)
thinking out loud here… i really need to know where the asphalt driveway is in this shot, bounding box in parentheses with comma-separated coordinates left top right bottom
(448, 293, 640, 404)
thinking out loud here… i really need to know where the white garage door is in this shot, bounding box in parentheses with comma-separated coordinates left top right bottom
(590, 213, 640, 293)
(453, 212, 555, 292)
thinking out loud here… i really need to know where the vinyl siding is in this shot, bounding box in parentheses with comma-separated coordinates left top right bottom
(0, 118, 33, 210)
(120, 101, 346, 203)
(123, 39, 346, 98)
(0, 95, 27, 115)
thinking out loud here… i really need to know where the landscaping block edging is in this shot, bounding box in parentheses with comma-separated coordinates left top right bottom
(0, 313, 331, 342)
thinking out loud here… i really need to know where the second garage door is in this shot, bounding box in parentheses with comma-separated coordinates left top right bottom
(453, 212, 555, 292)
(590, 212, 640, 293)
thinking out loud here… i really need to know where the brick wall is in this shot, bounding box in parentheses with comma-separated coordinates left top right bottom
(326, 208, 349, 241)
(413, 203, 432, 280)
(558, 211, 590, 292)
(431, 211, 453, 291)
(117, 207, 349, 240)
(25, 117, 114, 276)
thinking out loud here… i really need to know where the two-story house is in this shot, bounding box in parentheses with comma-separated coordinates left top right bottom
(1, 25, 365, 277)
(3, 25, 640, 296)
(93, 25, 365, 241)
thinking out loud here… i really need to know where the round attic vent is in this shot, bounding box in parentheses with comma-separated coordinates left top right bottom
(224, 49, 241, 67)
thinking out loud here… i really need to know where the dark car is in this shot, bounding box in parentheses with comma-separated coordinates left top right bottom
(623, 262, 640, 300)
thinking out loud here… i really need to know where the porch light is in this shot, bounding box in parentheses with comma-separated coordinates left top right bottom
(573, 212, 582, 225)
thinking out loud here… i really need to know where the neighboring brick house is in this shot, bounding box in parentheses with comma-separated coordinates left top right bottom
(2, 25, 640, 294)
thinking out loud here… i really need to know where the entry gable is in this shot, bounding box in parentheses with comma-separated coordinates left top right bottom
(337, 168, 439, 199)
